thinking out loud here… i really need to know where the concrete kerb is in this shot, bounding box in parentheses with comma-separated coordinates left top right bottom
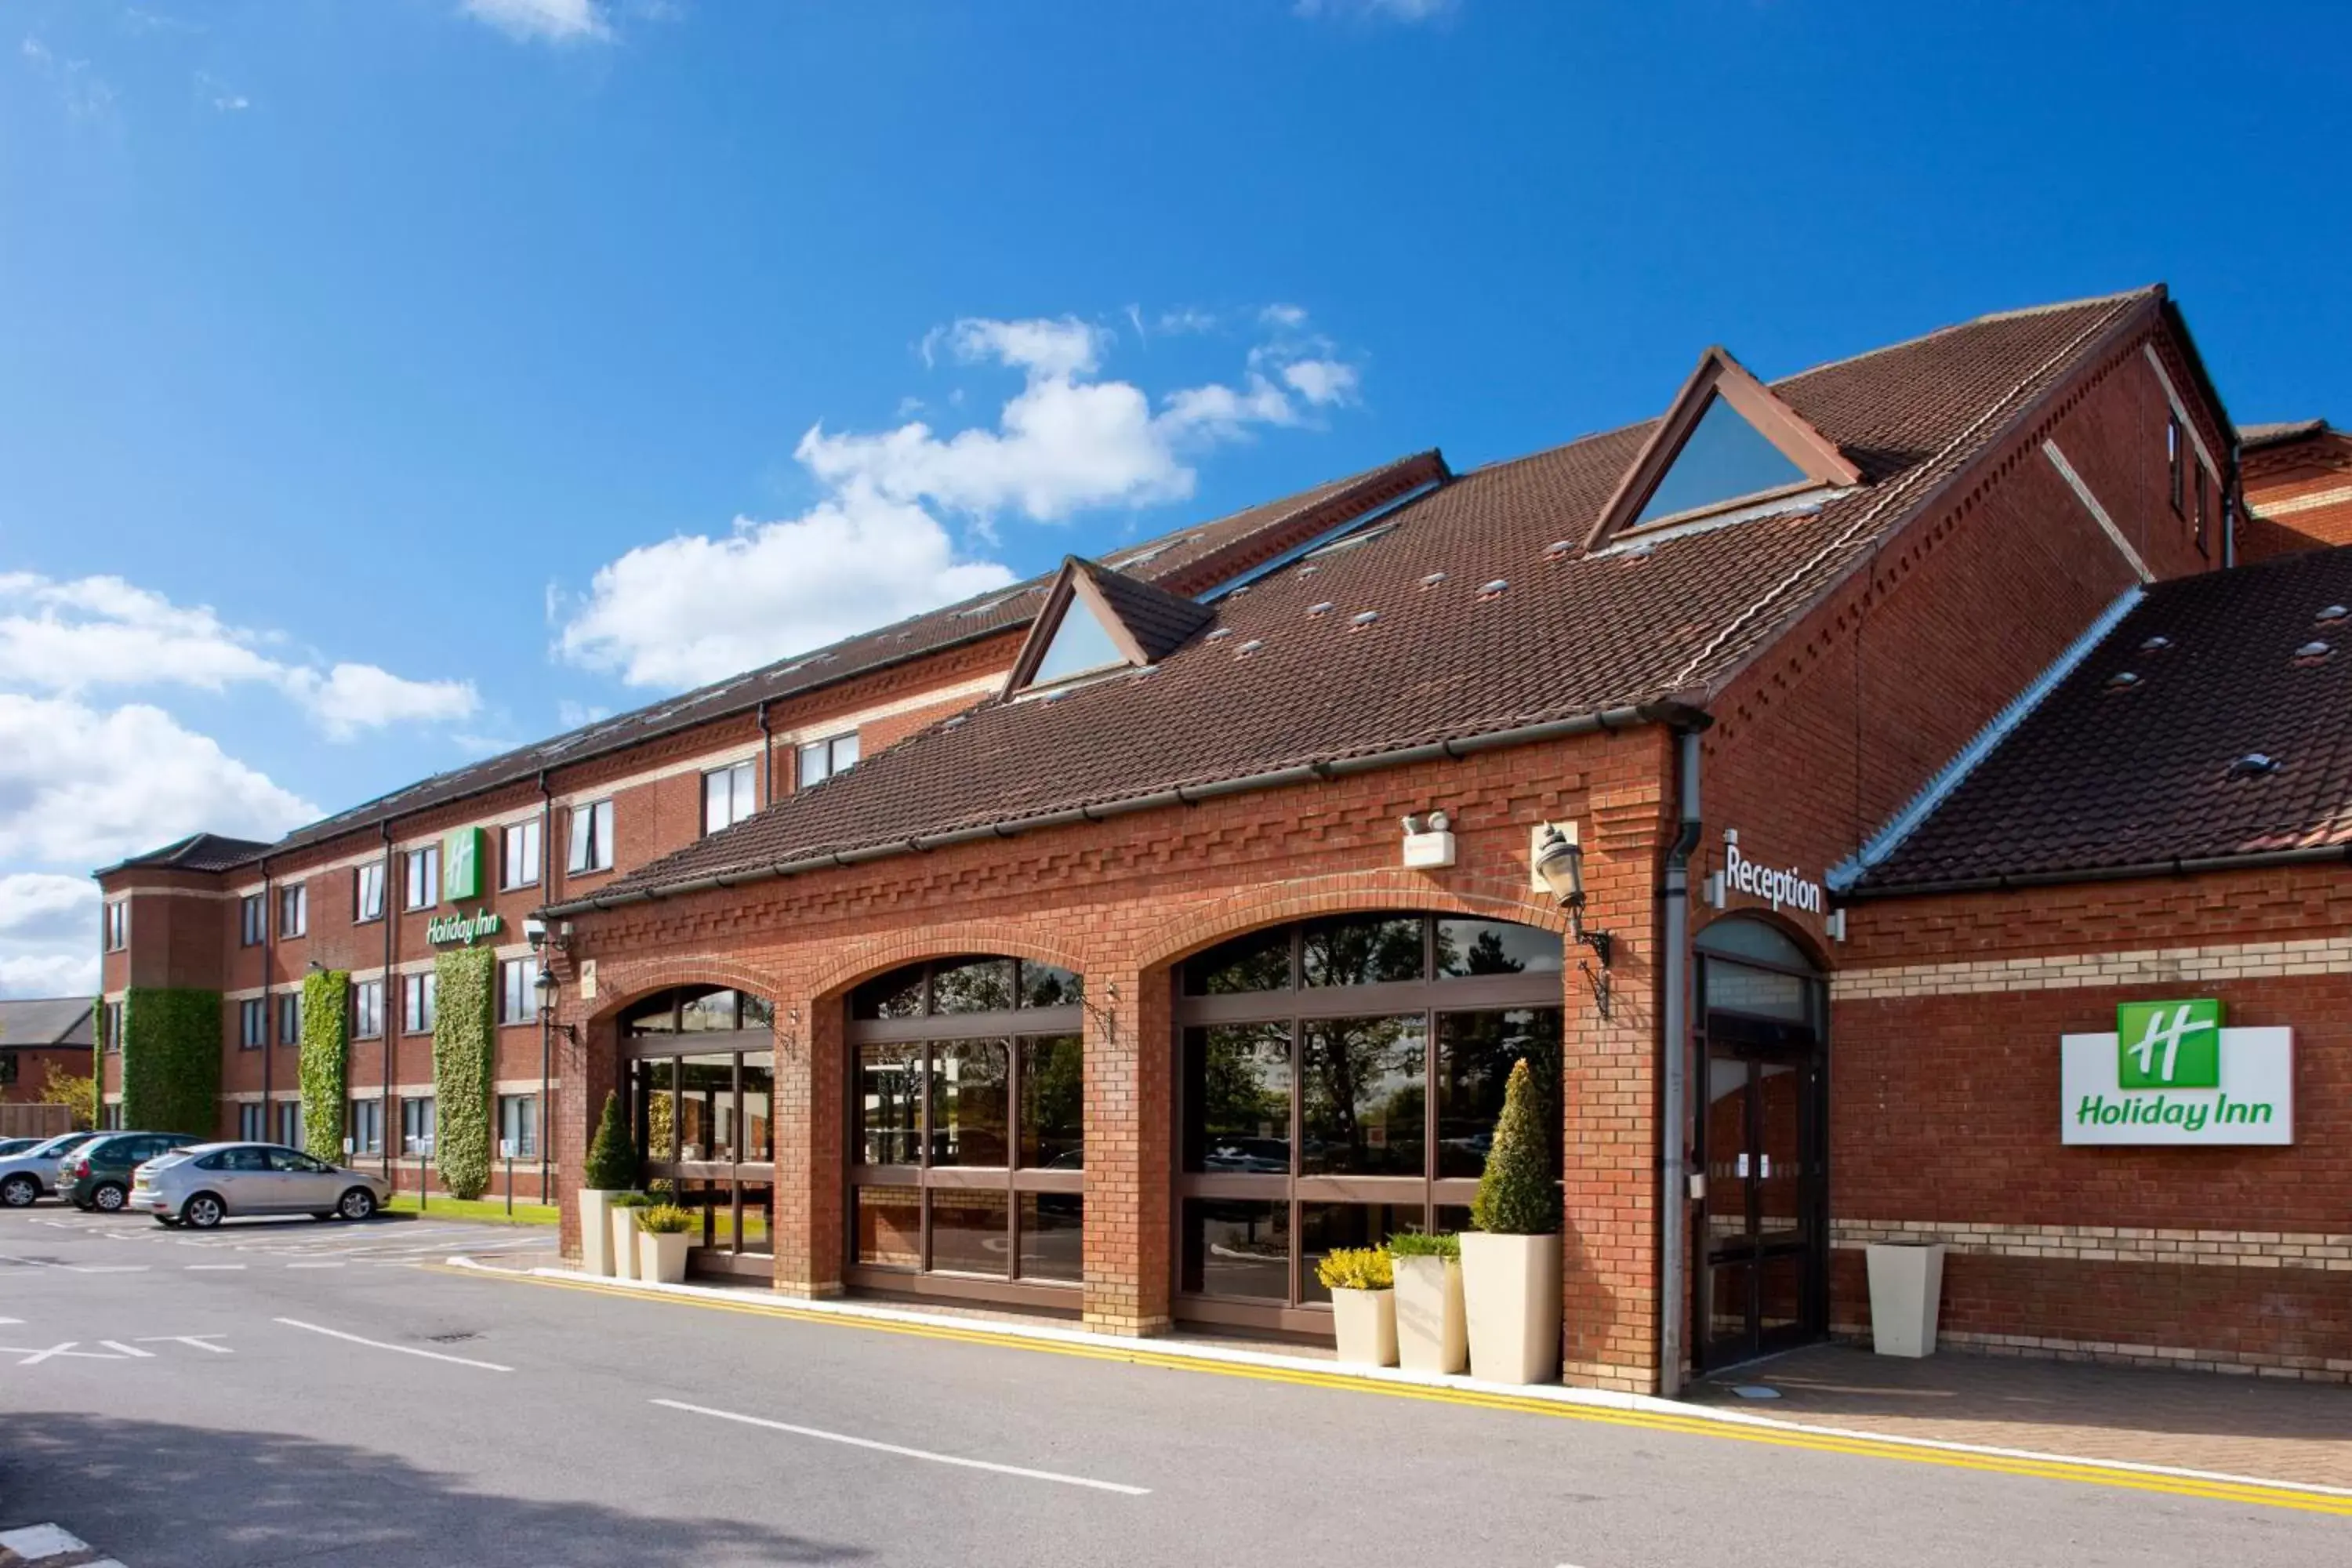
(442, 1256, 2352, 1504)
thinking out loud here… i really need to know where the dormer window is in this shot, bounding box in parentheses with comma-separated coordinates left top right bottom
(1586, 346, 1863, 551)
(1004, 557, 1214, 699)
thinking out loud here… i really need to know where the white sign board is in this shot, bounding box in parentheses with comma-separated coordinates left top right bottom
(2060, 1027, 2293, 1145)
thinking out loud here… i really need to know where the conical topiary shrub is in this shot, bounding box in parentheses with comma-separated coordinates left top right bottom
(1470, 1058, 1561, 1235)
(583, 1089, 637, 1192)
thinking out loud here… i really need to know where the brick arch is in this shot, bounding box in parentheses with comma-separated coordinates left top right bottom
(1133, 869, 1570, 976)
(800, 923, 1091, 1007)
(1693, 908, 1832, 975)
(577, 956, 789, 1029)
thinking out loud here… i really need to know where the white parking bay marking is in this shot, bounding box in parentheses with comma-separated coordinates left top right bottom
(99, 1339, 154, 1357)
(275, 1317, 513, 1371)
(64, 1265, 149, 1273)
(137, 1334, 231, 1353)
(285, 1261, 347, 1269)
(651, 1399, 1151, 1496)
(186, 1263, 245, 1270)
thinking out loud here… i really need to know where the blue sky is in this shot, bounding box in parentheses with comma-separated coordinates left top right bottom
(3, 0, 2347, 995)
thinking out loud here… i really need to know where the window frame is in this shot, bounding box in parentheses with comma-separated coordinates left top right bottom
(239, 998, 267, 1051)
(499, 957, 540, 1027)
(238, 1103, 265, 1141)
(501, 818, 543, 892)
(239, 895, 265, 948)
(400, 1095, 437, 1155)
(355, 862, 386, 924)
(103, 901, 129, 953)
(567, 799, 615, 875)
(2194, 463, 2210, 558)
(2167, 416, 2185, 514)
(403, 972, 438, 1036)
(496, 1093, 541, 1160)
(702, 760, 758, 837)
(351, 978, 384, 1040)
(277, 991, 302, 1047)
(278, 883, 307, 940)
(347, 1097, 384, 1156)
(403, 846, 440, 912)
(797, 733, 859, 790)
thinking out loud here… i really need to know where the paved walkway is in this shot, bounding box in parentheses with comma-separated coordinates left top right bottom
(1687, 1344, 2352, 1490)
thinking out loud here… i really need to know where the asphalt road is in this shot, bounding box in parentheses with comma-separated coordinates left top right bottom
(1, 1207, 2343, 1568)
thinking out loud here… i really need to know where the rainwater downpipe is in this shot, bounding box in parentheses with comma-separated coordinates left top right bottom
(258, 858, 273, 1135)
(1657, 725, 1704, 1398)
(380, 822, 394, 1179)
(757, 699, 774, 808)
(538, 771, 554, 1198)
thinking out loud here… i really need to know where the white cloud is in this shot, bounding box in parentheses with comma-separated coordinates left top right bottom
(1294, 0, 1458, 20)
(0, 693, 316, 867)
(556, 699, 611, 729)
(459, 0, 612, 44)
(19, 34, 118, 120)
(196, 71, 249, 111)
(0, 951, 98, 1000)
(560, 306, 1362, 689)
(0, 873, 99, 1001)
(0, 573, 478, 739)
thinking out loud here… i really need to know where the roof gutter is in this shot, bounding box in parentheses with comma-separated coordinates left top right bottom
(542, 699, 1711, 918)
(1842, 840, 2352, 902)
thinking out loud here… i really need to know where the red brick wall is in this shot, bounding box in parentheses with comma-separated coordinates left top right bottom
(2240, 432, 2352, 561)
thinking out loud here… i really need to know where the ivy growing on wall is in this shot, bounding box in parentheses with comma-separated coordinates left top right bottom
(119, 987, 222, 1138)
(431, 948, 495, 1200)
(299, 969, 350, 1163)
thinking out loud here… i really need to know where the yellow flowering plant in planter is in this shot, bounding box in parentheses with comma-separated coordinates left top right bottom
(1316, 1247, 1397, 1367)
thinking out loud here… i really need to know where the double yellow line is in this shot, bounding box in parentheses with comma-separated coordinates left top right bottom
(444, 1267, 2352, 1518)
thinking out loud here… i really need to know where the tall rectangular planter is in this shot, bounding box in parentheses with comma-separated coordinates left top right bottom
(1393, 1254, 1468, 1374)
(579, 1189, 615, 1278)
(1459, 1231, 1562, 1385)
(1865, 1241, 1946, 1358)
(1330, 1287, 1399, 1367)
(610, 1207, 641, 1282)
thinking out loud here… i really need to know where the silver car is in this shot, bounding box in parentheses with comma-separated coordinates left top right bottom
(0, 1131, 103, 1207)
(132, 1142, 392, 1229)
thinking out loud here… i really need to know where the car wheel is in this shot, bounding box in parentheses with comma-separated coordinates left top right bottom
(337, 1187, 379, 1221)
(0, 1174, 36, 1207)
(183, 1193, 226, 1229)
(91, 1182, 128, 1214)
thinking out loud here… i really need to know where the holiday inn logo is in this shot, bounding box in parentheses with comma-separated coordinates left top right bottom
(444, 827, 484, 903)
(2116, 998, 2220, 1088)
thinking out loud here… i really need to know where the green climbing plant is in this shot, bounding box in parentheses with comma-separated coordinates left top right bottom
(431, 948, 495, 1200)
(1470, 1057, 1563, 1236)
(118, 987, 221, 1138)
(298, 969, 350, 1163)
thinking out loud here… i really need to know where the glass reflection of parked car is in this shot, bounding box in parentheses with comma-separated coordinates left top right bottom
(1203, 1137, 1290, 1174)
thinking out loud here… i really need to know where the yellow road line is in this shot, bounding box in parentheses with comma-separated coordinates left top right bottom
(434, 1265, 2352, 1518)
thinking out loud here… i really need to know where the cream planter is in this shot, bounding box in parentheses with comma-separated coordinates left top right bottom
(1459, 1231, 1562, 1385)
(578, 1189, 617, 1277)
(1329, 1287, 1399, 1367)
(639, 1229, 691, 1286)
(1392, 1254, 1468, 1374)
(609, 1207, 642, 1282)
(1865, 1241, 1947, 1358)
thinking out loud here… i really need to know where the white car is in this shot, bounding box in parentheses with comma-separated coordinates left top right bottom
(0, 1131, 103, 1207)
(133, 1142, 392, 1229)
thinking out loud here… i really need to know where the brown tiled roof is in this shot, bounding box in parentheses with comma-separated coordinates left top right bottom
(1074, 559, 1215, 662)
(0, 997, 95, 1048)
(96, 833, 276, 877)
(2238, 419, 2329, 451)
(1853, 546, 2352, 892)
(568, 289, 2164, 912)
(169, 453, 1439, 868)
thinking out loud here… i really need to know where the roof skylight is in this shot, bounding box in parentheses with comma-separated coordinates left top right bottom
(1029, 597, 1129, 686)
(1634, 394, 1813, 527)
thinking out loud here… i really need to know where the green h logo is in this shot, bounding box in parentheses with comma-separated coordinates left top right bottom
(444, 827, 483, 904)
(2117, 999, 2221, 1089)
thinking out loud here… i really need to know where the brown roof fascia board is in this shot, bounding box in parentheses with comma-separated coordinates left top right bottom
(1582, 347, 1862, 552)
(1670, 289, 2163, 701)
(1154, 450, 1450, 598)
(541, 699, 1713, 918)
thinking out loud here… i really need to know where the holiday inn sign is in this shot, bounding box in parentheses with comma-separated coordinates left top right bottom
(2060, 999, 2294, 1145)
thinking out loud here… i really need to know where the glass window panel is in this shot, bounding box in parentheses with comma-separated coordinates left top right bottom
(686, 1178, 731, 1251)
(1301, 1203, 1427, 1304)
(1301, 916, 1425, 988)
(1300, 1014, 1426, 1176)
(927, 1189, 1010, 1276)
(1436, 1007, 1563, 1179)
(1018, 1035, 1083, 1169)
(1183, 929, 1292, 996)
(855, 1185, 920, 1268)
(855, 1043, 920, 1166)
(677, 1054, 735, 1161)
(931, 958, 1014, 1014)
(1633, 393, 1811, 526)
(1181, 1023, 1292, 1174)
(1435, 919, 1564, 979)
(1694, 918, 1813, 970)
(851, 965, 927, 1021)
(738, 1181, 773, 1257)
(679, 990, 738, 1032)
(637, 1056, 681, 1164)
(739, 1053, 773, 1163)
(1181, 1198, 1292, 1300)
(797, 739, 829, 786)
(1018, 1194, 1083, 1283)
(1029, 599, 1129, 686)
(929, 1040, 1009, 1167)
(1018, 962, 1083, 1009)
(1703, 960, 1809, 1022)
(1434, 1203, 1475, 1236)
(738, 993, 775, 1030)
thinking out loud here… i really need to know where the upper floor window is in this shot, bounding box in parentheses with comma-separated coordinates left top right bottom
(239, 998, 266, 1050)
(351, 979, 384, 1040)
(355, 862, 385, 924)
(278, 991, 303, 1046)
(239, 895, 264, 948)
(703, 761, 758, 835)
(2194, 465, 2210, 558)
(2167, 416, 2184, 514)
(403, 972, 437, 1035)
(101, 1000, 123, 1053)
(502, 819, 542, 891)
(499, 957, 540, 1026)
(278, 884, 307, 940)
(103, 901, 128, 953)
(404, 846, 439, 911)
(568, 800, 615, 874)
(798, 733, 859, 789)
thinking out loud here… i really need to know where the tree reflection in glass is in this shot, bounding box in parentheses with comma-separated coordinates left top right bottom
(1301, 1014, 1425, 1174)
(1183, 1024, 1291, 1172)
(856, 1042, 920, 1165)
(1302, 916, 1424, 988)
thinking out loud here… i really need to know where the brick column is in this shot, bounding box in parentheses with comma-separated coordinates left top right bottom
(555, 1014, 617, 1264)
(772, 997, 844, 1298)
(1559, 746, 1670, 1392)
(1083, 971, 1171, 1334)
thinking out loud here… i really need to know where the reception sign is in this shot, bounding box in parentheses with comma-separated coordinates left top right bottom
(2062, 998, 2292, 1145)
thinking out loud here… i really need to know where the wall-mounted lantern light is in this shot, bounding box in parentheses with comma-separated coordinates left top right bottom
(1532, 820, 1614, 1017)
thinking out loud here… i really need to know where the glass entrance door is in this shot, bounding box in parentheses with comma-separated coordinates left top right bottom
(1692, 920, 1828, 1373)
